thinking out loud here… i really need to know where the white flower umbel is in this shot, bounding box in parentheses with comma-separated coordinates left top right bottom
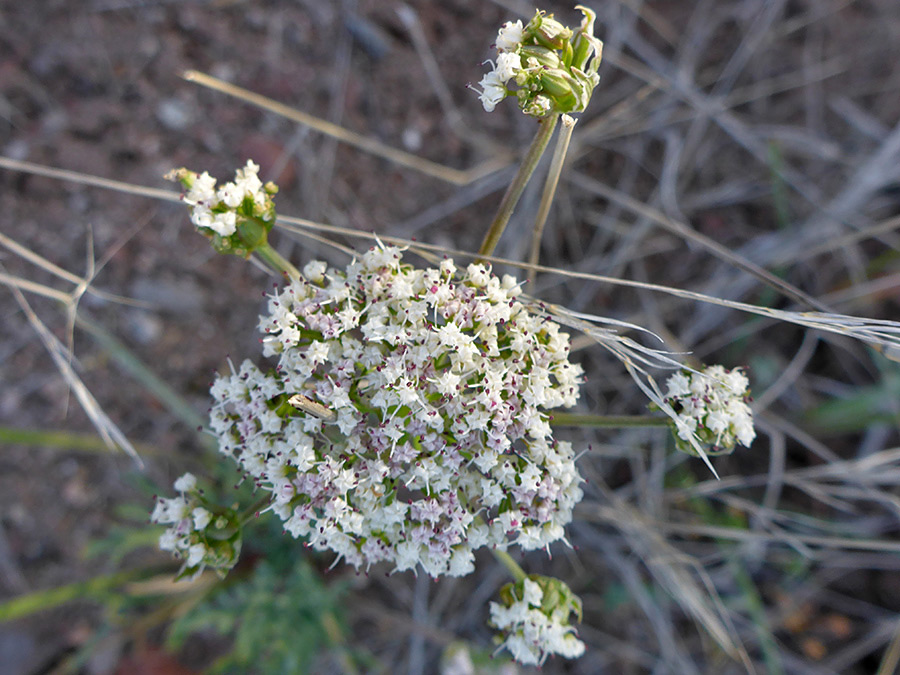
(663, 365, 755, 455)
(490, 576, 585, 666)
(151, 473, 241, 580)
(165, 160, 279, 259)
(473, 7, 603, 116)
(208, 243, 585, 578)
(179, 160, 271, 235)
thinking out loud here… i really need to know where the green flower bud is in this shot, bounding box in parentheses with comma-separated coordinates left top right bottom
(522, 94, 552, 118)
(526, 10, 573, 50)
(518, 45, 562, 69)
(571, 6, 602, 73)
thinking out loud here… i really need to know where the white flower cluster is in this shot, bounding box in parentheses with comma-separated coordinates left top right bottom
(175, 160, 272, 237)
(476, 21, 525, 112)
(473, 8, 603, 117)
(150, 473, 241, 579)
(664, 365, 755, 454)
(208, 244, 584, 578)
(490, 577, 585, 665)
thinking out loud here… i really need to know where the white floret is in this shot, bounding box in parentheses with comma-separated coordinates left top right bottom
(496, 19, 524, 51)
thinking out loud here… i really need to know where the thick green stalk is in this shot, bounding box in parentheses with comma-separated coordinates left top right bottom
(255, 241, 301, 280)
(549, 413, 670, 428)
(492, 548, 528, 584)
(473, 514, 528, 582)
(478, 114, 560, 259)
(240, 495, 275, 526)
(529, 114, 576, 273)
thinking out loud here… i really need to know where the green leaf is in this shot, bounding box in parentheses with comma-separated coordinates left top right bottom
(167, 557, 348, 674)
(804, 367, 900, 433)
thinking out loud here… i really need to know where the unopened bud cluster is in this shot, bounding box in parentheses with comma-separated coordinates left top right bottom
(475, 6, 603, 117)
(490, 575, 585, 665)
(206, 244, 584, 578)
(165, 160, 278, 257)
(663, 365, 756, 455)
(150, 473, 242, 580)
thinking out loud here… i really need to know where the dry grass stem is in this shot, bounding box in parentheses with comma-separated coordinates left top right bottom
(180, 70, 509, 186)
(2, 270, 141, 466)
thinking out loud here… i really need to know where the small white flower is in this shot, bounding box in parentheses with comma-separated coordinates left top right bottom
(185, 543, 205, 567)
(477, 70, 507, 112)
(217, 182, 244, 208)
(495, 51, 522, 82)
(666, 371, 691, 397)
(190, 206, 214, 230)
(303, 260, 328, 284)
(235, 160, 263, 197)
(158, 529, 179, 552)
(241, 159, 261, 175)
(496, 20, 524, 52)
(466, 263, 491, 287)
(725, 369, 750, 395)
(150, 496, 188, 524)
(173, 473, 196, 493)
(521, 578, 543, 606)
(192, 507, 212, 530)
(210, 211, 237, 237)
(186, 171, 217, 204)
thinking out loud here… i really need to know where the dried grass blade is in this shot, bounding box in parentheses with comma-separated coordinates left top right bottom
(2, 275, 142, 467)
(585, 502, 747, 663)
(181, 70, 508, 186)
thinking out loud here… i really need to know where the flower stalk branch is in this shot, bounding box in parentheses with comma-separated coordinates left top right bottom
(491, 548, 528, 583)
(255, 241, 301, 280)
(478, 114, 559, 259)
(549, 413, 670, 428)
(529, 114, 576, 273)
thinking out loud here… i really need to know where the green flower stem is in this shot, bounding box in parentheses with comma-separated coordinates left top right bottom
(529, 114, 576, 273)
(478, 114, 560, 260)
(240, 495, 274, 526)
(472, 513, 528, 582)
(549, 413, 670, 428)
(492, 548, 528, 584)
(255, 241, 301, 280)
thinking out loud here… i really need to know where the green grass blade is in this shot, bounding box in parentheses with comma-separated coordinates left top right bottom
(0, 426, 159, 455)
(0, 568, 151, 622)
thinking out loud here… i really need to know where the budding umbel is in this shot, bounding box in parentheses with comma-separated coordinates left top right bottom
(660, 365, 756, 456)
(475, 6, 603, 117)
(166, 160, 278, 258)
(490, 575, 585, 665)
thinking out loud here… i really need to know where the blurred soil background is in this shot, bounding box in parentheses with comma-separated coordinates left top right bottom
(1, 0, 900, 673)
